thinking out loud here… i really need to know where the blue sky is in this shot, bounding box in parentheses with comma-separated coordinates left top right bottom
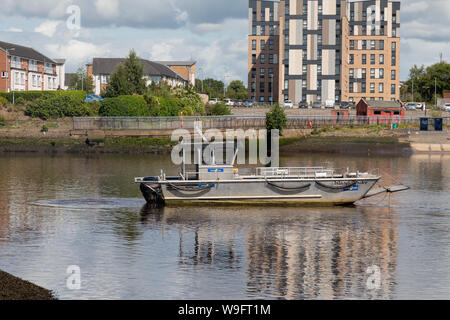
(0, 0, 449, 85)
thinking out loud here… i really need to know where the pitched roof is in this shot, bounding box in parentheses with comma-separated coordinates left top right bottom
(361, 99, 403, 108)
(155, 61, 196, 67)
(0, 40, 56, 64)
(53, 59, 66, 65)
(91, 58, 187, 81)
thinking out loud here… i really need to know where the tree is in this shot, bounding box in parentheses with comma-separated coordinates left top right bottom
(226, 80, 247, 100)
(403, 61, 450, 103)
(68, 67, 94, 93)
(104, 49, 146, 97)
(266, 103, 287, 135)
(195, 78, 224, 98)
(104, 64, 133, 97)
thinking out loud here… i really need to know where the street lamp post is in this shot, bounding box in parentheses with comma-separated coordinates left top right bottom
(435, 77, 437, 108)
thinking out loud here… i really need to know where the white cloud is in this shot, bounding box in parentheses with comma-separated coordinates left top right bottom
(5, 27, 23, 33)
(95, 0, 120, 19)
(34, 20, 60, 37)
(45, 39, 110, 66)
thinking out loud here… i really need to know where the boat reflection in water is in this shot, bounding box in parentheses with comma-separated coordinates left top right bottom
(140, 202, 398, 300)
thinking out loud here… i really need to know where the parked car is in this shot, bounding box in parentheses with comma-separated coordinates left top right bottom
(234, 99, 243, 107)
(283, 100, 294, 108)
(312, 102, 322, 109)
(298, 101, 308, 109)
(208, 98, 219, 104)
(405, 102, 420, 110)
(223, 98, 234, 106)
(84, 94, 104, 102)
(444, 103, 450, 111)
(340, 102, 351, 109)
(243, 100, 255, 107)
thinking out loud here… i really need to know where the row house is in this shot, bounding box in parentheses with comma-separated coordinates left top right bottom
(0, 40, 64, 92)
(86, 58, 188, 96)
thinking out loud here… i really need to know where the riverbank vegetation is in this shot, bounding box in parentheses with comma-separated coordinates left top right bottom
(0, 269, 56, 300)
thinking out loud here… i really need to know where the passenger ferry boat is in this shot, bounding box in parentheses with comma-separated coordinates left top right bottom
(134, 143, 387, 206)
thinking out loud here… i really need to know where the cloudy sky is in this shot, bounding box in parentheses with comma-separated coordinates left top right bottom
(0, 0, 449, 85)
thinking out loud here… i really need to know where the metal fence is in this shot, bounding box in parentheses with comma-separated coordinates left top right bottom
(71, 115, 443, 131)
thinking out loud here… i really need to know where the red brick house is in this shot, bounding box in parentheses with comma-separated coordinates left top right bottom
(356, 99, 405, 124)
(0, 40, 65, 92)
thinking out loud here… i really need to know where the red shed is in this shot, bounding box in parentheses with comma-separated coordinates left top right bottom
(356, 99, 405, 124)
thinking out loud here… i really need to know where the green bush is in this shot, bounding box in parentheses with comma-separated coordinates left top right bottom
(25, 95, 92, 120)
(0, 96, 7, 108)
(0, 90, 86, 103)
(86, 101, 101, 116)
(41, 125, 48, 132)
(99, 95, 149, 117)
(209, 102, 232, 116)
(14, 97, 25, 105)
(266, 103, 287, 135)
(0, 115, 5, 127)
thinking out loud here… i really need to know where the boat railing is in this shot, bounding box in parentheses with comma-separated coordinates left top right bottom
(256, 167, 339, 178)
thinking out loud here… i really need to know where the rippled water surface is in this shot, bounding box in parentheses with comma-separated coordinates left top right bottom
(0, 152, 449, 299)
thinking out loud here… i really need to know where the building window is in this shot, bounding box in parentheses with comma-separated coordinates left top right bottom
(370, 54, 375, 64)
(303, 34, 307, 44)
(362, 68, 367, 79)
(391, 84, 396, 94)
(318, 49, 322, 58)
(260, 82, 265, 93)
(317, 79, 322, 89)
(269, 54, 274, 64)
(349, 82, 354, 93)
(349, 68, 354, 79)
(392, 42, 396, 51)
(303, 19, 307, 29)
(261, 40, 266, 50)
(318, 35, 322, 44)
(260, 96, 264, 102)
(284, 80, 289, 90)
(362, 40, 367, 50)
(391, 56, 396, 66)
(269, 68, 273, 78)
(252, 40, 256, 50)
(303, 50, 307, 59)
(379, 40, 384, 50)
(270, 9, 274, 21)
(362, 54, 367, 64)
(370, 83, 375, 93)
(318, 4, 322, 14)
(350, 40, 354, 50)
(335, 64, 340, 75)
(261, 54, 265, 64)
(379, 68, 384, 79)
(380, 54, 384, 64)
(379, 83, 384, 93)
(380, 26, 385, 35)
(392, 29, 396, 37)
(268, 82, 272, 93)
(362, 25, 367, 34)
(251, 68, 256, 78)
(303, 65, 307, 74)
(302, 80, 307, 88)
(269, 26, 274, 35)
(285, 65, 288, 76)
(318, 19, 322, 29)
(251, 82, 256, 92)
(391, 70, 396, 80)
(32, 75, 36, 87)
(269, 40, 274, 50)
(370, 40, 376, 50)
(318, 65, 322, 74)
(393, 15, 397, 23)
(349, 54, 354, 64)
(370, 68, 375, 79)
(285, 20, 289, 30)
(252, 26, 256, 35)
(285, 4, 289, 15)
(260, 68, 265, 78)
(362, 82, 366, 93)
(350, 11, 354, 21)
(252, 54, 256, 64)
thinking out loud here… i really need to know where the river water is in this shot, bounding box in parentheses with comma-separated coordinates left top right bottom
(0, 152, 449, 300)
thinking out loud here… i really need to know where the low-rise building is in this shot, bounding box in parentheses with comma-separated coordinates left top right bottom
(154, 61, 196, 86)
(0, 40, 64, 92)
(356, 98, 404, 123)
(87, 58, 188, 95)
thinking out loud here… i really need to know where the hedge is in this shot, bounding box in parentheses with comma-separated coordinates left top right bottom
(0, 90, 86, 103)
(25, 95, 93, 120)
(99, 95, 149, 117)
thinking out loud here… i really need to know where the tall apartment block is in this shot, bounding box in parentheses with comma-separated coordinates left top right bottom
(248, 0, 401, 105)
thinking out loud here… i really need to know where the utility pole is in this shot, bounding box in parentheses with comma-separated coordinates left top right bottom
(435, 77, 437, 108)
(412, 77, 414, 102)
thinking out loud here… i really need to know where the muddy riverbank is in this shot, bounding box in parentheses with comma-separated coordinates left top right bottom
(0, 270, 56, 300)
